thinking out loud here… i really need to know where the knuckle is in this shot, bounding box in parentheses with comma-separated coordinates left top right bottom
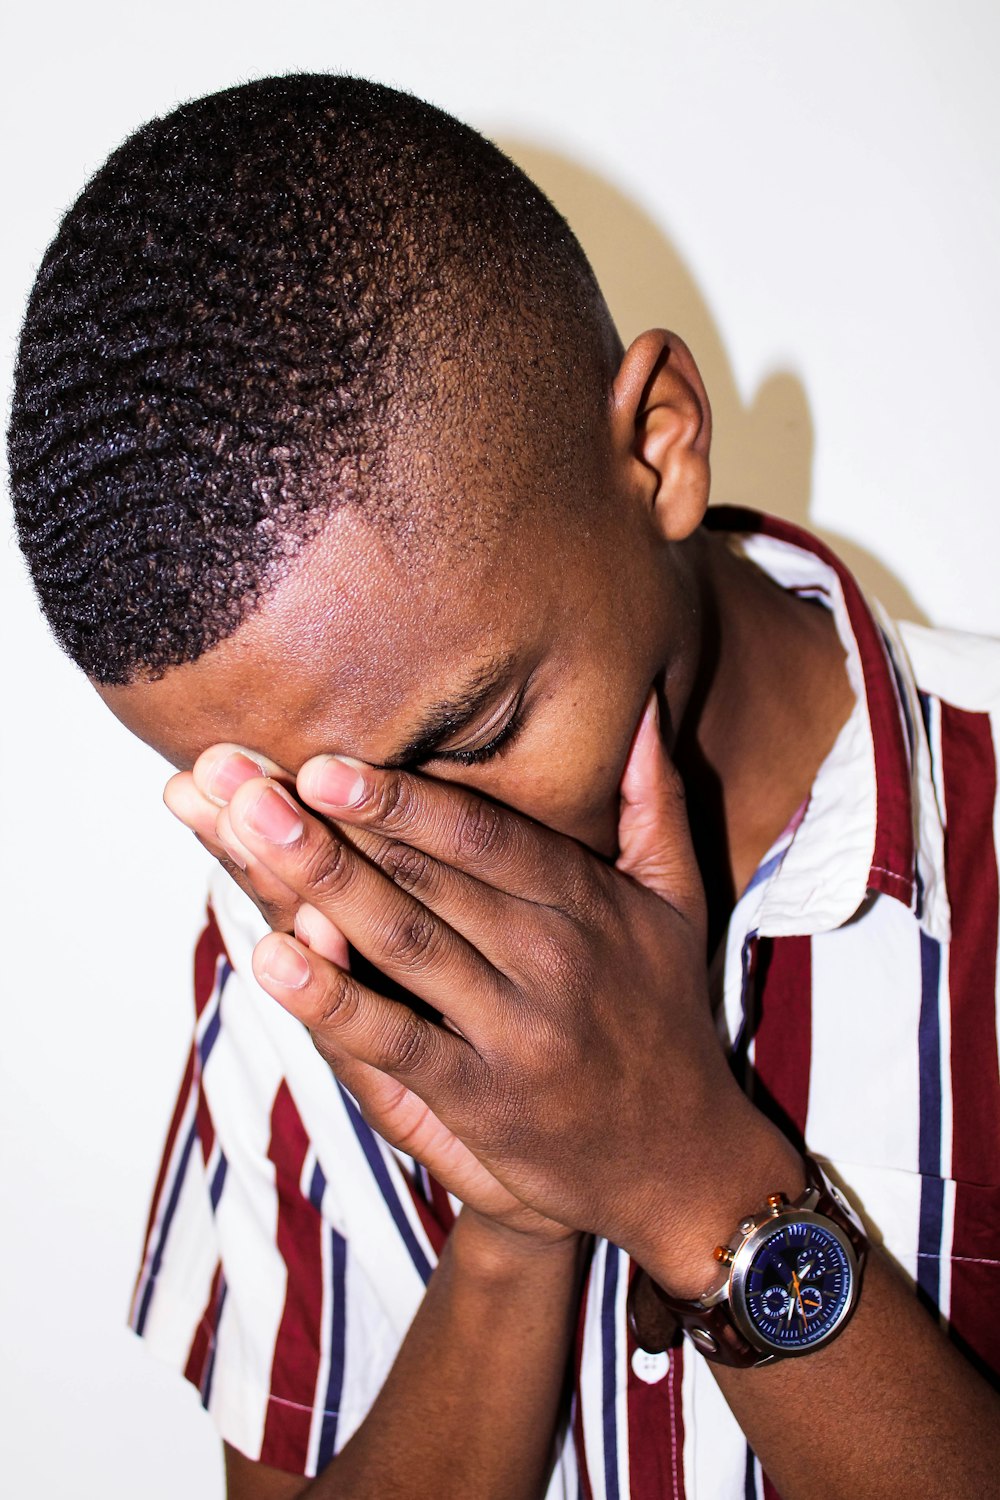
(378, 1013, 427, 1074)
(372, 840, 434, 896)
(453, 797, 507, 863)
(369, 772, 420, 832)
(382, 905, 442, 972)
(314, 968, 359, 1031)
(300, 835, 353, 902)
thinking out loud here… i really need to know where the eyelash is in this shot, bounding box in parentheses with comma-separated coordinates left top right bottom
(435, 697, 527, 767)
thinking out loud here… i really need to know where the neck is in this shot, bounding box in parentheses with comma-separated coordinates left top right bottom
(674, 529, 855, 943)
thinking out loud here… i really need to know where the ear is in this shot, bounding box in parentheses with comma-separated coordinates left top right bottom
(610, 329, 712, 541)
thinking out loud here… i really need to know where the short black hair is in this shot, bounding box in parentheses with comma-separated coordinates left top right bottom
(8, 74, 618, 685)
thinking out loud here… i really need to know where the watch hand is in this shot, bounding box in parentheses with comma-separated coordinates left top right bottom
(790, 1269, 807, 1324)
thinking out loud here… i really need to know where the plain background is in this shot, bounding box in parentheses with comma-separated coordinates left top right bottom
(2, 3, 998, 1494)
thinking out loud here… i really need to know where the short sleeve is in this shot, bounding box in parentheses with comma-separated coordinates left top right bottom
(129, 893, 445, 1476)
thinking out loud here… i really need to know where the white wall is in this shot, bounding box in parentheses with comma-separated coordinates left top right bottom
(2, 3, 998, 1494)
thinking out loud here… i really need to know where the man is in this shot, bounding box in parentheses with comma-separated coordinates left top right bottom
(8, 73, 999, 1499)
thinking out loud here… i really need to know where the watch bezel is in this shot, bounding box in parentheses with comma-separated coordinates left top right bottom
(727, 1206, 862, 1354)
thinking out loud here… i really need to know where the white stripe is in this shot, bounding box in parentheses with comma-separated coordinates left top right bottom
(808, 900, 923, 1173)
(578, 1242, 608, 1499)
(685, 1343, 748, 1497)
(613, 1253, 630, 1500)
(130, 1073, 200, 1325)
(925, 694, 954, 1178)
(939, 1177, 957, 1325)
(138, 1134, 218, 1369)
(304, 1150, 329, 1477)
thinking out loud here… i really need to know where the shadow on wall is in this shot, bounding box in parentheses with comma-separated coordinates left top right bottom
(499, 140, 928, 626)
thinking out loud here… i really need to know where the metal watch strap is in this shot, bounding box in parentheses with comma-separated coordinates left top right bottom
(627, 1156, 868, 1369)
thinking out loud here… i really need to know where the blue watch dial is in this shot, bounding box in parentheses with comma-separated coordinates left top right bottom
(740, 1218, 853, 1351)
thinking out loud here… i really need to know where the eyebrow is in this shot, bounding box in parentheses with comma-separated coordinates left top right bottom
(381, 652, 519, 769)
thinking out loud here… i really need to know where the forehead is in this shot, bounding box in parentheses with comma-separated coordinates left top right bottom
(97, 502, 578, 771)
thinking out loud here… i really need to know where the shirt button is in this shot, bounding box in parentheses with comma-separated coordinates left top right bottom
(631, 1347, 669, 1384)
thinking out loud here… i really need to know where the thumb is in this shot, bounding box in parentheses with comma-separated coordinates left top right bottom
(616, 691, 704, 914)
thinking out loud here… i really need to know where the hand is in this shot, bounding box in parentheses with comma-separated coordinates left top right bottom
(164, 749, 575, 1247)
(197, 694, 800, 1290)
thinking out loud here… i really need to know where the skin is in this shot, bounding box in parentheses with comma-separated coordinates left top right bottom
(98, 331, 998, 1497)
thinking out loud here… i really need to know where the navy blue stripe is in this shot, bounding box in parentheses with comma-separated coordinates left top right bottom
(337, 1083, 433, 1284)
(600, 1247, 620, 1500)
(317, 1229, 349, 1468)
(134, 1116, 199, 1335)
(917, 930, 944, 1312)
(198, 1001, 222, 1067)
(744, 1445, 758, 1499)
(309, 1159, 327, 1213)
(917, 689, 933, 741)
(742, 845, 789, 897)
(201, 1277, 228, 1406)
(209, 1152, 228, 1211)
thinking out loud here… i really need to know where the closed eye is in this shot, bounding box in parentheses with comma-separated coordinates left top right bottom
(429, 690, 528, 767)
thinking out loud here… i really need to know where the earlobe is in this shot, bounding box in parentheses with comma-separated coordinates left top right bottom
(611, 330, 713, 542)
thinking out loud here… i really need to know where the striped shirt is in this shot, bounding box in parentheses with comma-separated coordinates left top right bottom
(131, 509, 1000, 1497)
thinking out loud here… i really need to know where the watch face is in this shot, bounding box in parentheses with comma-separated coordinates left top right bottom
(732, 1212, 856, 1353)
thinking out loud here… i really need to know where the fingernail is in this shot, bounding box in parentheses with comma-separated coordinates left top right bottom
(311, 756, 367, 809)
(259, 937, 311, 989)
(245, 784, 304, 845)
(207, 750, 266, 805)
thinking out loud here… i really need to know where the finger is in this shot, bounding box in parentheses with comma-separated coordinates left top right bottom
(294, 902, 351, 969)
(228, 778, 507, 1023)
(616, 691, 704, 916)
(252, 930, 471, 1095)
(164, 770, 227, 849)
(330, 822, 526, 963)
(213, 803, 303, 930)
(165, 772, 305, 931)
(192, 743, 296, 806)
(296, 754, 592, 908)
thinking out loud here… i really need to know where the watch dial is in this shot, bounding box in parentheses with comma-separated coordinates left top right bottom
(742, 1219, 853, 1351)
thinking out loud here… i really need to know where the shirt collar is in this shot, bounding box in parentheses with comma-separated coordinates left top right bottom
(704, 507, 949, 944)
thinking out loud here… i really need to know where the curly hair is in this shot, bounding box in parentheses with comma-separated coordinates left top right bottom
(8, 74, 617, 683)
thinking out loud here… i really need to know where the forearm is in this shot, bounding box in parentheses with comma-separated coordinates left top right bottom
(712, 1246, 1000, 1500)
(304, 1209, 583, 1500)
(637, 1104, 1000, 1500)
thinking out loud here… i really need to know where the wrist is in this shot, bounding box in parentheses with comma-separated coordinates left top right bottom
(451, 1206, 584, 1285)
(631, 1103, 805, 1299)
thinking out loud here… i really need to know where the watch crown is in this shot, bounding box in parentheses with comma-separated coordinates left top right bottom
(714, 1244, 735, 1265)
(767, 1192, 788, 1215)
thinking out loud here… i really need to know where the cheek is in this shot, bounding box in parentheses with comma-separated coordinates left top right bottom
(491, 725, 626, 857)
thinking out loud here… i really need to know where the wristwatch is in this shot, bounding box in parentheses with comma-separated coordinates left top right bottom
(627, 1157, 868, 1368)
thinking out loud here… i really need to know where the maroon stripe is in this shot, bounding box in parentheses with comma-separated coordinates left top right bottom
(194, 904, 228, 1017)
(428, 1173, 457, 1236)
(138, 1042, 196, 1260)
(184, 1261, 224, 1389)
(940, 704, 1000, 1374)
(761, 1474, 783, 1500)
(624, 1264, 685, 1497)
(705, 507, 915, 905)
(399, 1170, 449, 1257)
(259, 1082, 324, 1473)
(751, 936, 813, 1147)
